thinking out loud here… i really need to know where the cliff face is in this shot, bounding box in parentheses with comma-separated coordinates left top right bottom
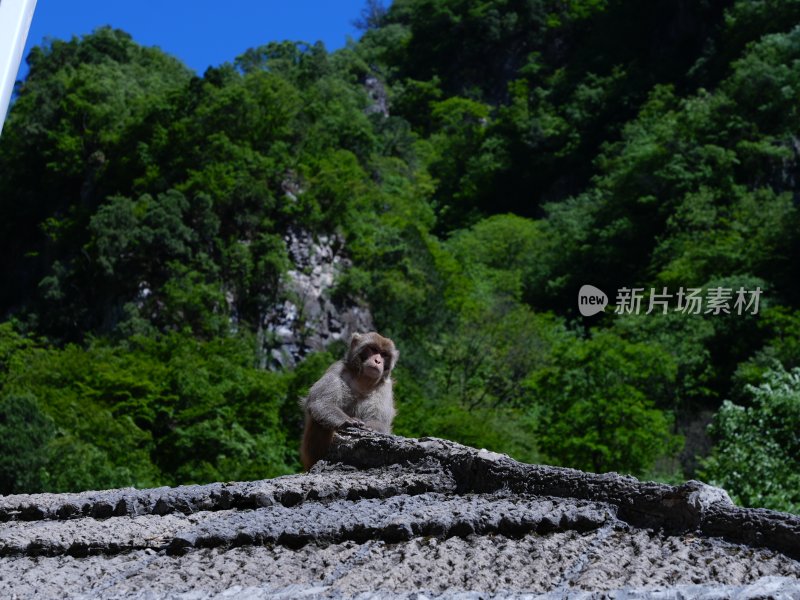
(0, 432, 798, 598)
(262, 229, 374, 369)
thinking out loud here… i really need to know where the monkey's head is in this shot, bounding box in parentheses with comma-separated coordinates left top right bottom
(345, 331, 399, 383)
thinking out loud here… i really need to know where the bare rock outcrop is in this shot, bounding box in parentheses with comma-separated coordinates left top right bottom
(364, 76, 389, 117)
(262, 229, 373, 369)
(0, 431, 798, 598)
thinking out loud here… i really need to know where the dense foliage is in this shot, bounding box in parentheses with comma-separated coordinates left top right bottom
(1, 0, 798, 511)
(700, 364, 800, 514)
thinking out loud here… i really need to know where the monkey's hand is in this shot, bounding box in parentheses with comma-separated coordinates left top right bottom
(340, 417, 368, 430)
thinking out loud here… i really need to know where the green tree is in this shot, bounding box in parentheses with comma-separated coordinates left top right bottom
(0, 394, 56, 494)
(0, 326, 298, 491)
(526, 331, 682, 475)
(701, 364, 800, 514)
(0, 28, 192, 331)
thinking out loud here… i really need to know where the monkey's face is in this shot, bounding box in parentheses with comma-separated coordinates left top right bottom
(346, 332, 399, 382)
(359, 346, 389, 379)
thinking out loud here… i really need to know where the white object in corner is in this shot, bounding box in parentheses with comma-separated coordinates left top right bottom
(0, 0, 37, 135)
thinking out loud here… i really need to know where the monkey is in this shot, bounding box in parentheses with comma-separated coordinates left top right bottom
(300, 331, 399, 471)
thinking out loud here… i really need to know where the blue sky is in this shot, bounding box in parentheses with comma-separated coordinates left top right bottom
(18, 0, 371, 80)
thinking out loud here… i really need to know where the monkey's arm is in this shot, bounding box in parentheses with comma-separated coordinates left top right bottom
(305, 371, 361, 430)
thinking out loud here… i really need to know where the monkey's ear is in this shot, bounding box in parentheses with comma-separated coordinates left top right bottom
(386, 347, 400, 375)
(350, 332, 362, 346)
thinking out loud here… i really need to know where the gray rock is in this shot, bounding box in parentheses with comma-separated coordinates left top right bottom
(261, 229, 374, 369)
(364, 76, 389, 118)
(0, 431, 798, 599)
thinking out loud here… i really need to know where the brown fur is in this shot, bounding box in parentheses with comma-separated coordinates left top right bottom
(300, 332, 399, 470)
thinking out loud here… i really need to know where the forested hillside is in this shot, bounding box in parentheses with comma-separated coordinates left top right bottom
(1, 0, 799, 513)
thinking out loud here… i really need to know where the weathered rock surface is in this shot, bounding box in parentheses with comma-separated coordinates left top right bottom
(0, 431, 798, 599)
(262, 229, 373, 369)
(364, 76, 389, 117)
(328, 431, 800, 561)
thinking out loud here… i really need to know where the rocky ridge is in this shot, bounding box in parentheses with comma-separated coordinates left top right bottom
(0, 431, 798, 598)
